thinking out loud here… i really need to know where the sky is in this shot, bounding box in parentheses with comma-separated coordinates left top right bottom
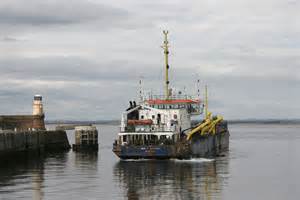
(0, 0, 299, 120)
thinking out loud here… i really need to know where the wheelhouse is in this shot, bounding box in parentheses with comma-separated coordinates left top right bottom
(145, 97, 202, 115)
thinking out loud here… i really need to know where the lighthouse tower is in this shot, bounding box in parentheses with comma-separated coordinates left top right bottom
(33, 95, 44, 116)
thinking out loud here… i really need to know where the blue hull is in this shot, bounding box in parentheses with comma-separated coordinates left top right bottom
(114, 145, 176, 159)
(113, 131, 230, 159)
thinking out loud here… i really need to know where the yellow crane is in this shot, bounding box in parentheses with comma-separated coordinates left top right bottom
(186, 86, 223, 140)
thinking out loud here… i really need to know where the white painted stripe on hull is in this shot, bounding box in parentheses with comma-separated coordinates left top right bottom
(118, 132, 175, 136)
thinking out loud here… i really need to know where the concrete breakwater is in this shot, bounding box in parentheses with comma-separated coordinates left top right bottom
(0, 130, 70, 156)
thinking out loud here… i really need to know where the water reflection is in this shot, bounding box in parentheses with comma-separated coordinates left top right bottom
(0, 152, 69, 200)
(114, 157, 229, 200)
(74, 151, 99, 170)
(32, 169, 44, 200)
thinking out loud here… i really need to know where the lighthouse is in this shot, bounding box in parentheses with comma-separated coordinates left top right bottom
(32, 95, 44, 116)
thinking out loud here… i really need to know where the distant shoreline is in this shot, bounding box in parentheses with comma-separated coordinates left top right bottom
(227, 120, 300, 125)
(45, 119, 300, 125)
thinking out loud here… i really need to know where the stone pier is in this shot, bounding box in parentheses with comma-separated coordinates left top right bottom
(0, 130, 70, 157)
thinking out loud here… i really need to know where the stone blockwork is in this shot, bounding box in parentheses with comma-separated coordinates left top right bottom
(0, 130, 70, 156)
(0, 115, 45, 131)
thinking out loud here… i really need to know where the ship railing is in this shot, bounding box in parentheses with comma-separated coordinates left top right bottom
(122, 125, 174, 133)
(145, 94, 196, 100)
(116, 136, 176, 146)
(122, 129, 174, 133)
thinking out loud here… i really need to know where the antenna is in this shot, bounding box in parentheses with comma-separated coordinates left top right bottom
(197, 79, 201, 98)
(162, 30, 170, 99)
(138, 76, 144, 104)
(205, 85, 208, 119)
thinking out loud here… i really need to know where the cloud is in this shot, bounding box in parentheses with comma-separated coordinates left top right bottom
(0, 56, 153, 119)
(0, 0, 299, 120)
(0, 56, 153, 82)
(1, 36, 19, 42)
(0, 0, 129, 26)
(0, 54, 299, 120)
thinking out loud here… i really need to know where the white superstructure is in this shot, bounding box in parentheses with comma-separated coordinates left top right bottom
(117, 96, 203, 146)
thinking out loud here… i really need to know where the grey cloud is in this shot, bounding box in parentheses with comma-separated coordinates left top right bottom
(0, 55, 299, 120)
(0, 0, 299, 120)
(0, 73, 136, 120)
(0, 57, 156, 82)
(0, 56, 152, 119)
(0, 0, 129, 26)
(2, 36, 19, 42)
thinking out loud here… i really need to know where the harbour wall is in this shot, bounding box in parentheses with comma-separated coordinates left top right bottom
(0, 115, 45, 131)
(0, 130, 70, 157)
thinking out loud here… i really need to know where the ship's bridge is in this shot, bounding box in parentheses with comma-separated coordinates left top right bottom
(144, 95, 203, 115)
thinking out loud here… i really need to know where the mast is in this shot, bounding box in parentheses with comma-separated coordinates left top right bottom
(162, 30, 170, 99)
(205, 85, 208, 119)
(138, 76, 144, 104)
(196, 78, 201, 98)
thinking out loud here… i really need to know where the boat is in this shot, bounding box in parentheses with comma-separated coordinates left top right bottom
(113, 31, 229, 159)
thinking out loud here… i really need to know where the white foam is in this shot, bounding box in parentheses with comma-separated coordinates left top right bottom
(120, 159, 155, 162)
(119, 158, 215, 162)
(172, 158, 215, 163)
